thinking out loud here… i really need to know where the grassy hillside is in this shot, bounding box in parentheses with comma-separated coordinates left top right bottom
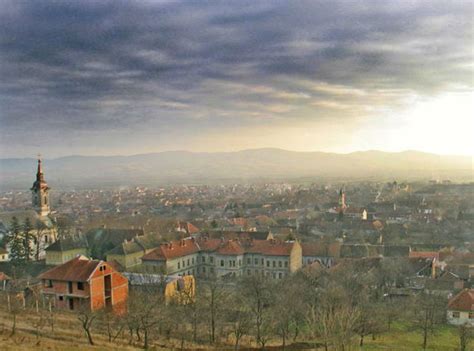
(0, 307, 462, 350)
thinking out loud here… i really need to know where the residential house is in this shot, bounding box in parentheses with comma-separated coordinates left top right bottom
(301, 241, 340, 267)
(0, 247, 8, 262)
(85, 227, 145, 259)
(106, 235, 157, 269)
(447, 289, 474, 326)
(38, 255, 128, 313)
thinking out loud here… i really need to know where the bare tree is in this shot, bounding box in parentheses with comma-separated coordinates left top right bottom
(77, 307, 98, 345)
(127, 288, 164, 349)
(201, 278, 228, 344)
(411, 292, 446, 350)
(240, 275, 274, 348)
(226, 291, 252, 350)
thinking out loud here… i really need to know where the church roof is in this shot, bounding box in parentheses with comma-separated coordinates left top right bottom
(45, 236, 88, 252)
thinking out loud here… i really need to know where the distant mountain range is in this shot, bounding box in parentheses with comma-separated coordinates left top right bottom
(0, 149, 472, 189)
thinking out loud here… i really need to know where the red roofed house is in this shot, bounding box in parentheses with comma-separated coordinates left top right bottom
(176, 221, 200, 235)
(38, 255, 128, 313)
(447, 289, 474, 325)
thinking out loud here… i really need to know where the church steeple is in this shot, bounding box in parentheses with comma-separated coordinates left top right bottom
(338, 187, 347, 210)
(31, 155, 50, 217)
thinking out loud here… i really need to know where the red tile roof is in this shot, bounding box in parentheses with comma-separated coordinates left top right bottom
(216, 240, 245, 255)
(195, 237, 221, 252)
(0, 272, 11, 281)
(38, 256, 101, 282)
(409, 251, 440, 260)
(177, 221, 200, 234)
(141, 237, 298, 261)
(448, 289, 474, 311)
(245, 239, 295, 256)
(141, 238, 200, 261)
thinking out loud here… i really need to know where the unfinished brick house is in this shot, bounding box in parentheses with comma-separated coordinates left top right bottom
(38, 255, 128, 313)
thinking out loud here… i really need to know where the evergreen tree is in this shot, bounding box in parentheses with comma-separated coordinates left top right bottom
(7, 216, 26, 263)
(23, 217, 33, 261)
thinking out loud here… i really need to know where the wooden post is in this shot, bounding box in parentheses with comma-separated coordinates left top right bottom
(7, 294, 11, 312)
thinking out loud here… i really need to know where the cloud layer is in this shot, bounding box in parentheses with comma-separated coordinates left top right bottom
(0, 0, 472, 156)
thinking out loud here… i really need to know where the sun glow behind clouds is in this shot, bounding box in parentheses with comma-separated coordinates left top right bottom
(354, 92, 474, 156)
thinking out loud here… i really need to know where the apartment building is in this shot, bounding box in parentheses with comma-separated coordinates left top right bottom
(140, 236, 302, 279)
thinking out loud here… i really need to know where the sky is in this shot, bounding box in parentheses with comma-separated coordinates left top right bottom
(0, 0, 472, 158)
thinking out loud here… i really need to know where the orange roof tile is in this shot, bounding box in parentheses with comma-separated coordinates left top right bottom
(142, 238, 200, 261)
(216, 240, 245, 255)
(409, 251, 439, 260)
(245, 239, 295, 256)
(38, 256, 101, 282)
(448, 289, 474, 311)
(0, 272, 11, 281)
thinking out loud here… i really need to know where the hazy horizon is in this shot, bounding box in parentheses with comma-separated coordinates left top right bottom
(1, 147, 473, 160)
(0, 1, 473, 158)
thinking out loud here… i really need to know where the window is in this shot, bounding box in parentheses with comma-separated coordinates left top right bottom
(266, 261, 270, 267)
(183, 260, 185, 267)
(203, 267, 206, 273)
(247, 269, 251, 275)
(273, 261, 276, 268)
(187, 259, 190, 266)
(284, 261, 288, 268)
(279, 273, 282, 279)
(247, 258, 251, 265)
(202, 256, 206, 263)
(279, 261, 282, 268)
(261, 258, 264, 265)
(239, 259, 242, 266)
(254, 258, 258, 265)
(46, 280, 53, 288)
(272, 273, 276, 279)
(210, 267, 214, 273)
(469, 312, 474, 319)
(178, 262, 181, 269)
(220, 260, 224, 267)
(452, 312, 460, 318)
(210, 257, 214, 263)
(59, 296, 64, 301)
(77, 282, 84, 290)
(192, 258, 194, 265)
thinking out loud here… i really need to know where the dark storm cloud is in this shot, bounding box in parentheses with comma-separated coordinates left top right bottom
(0, 0, 472, 155)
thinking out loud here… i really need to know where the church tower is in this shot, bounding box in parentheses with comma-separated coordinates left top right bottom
(338, 188, 347, 210)
(31, 156, 50, 217)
